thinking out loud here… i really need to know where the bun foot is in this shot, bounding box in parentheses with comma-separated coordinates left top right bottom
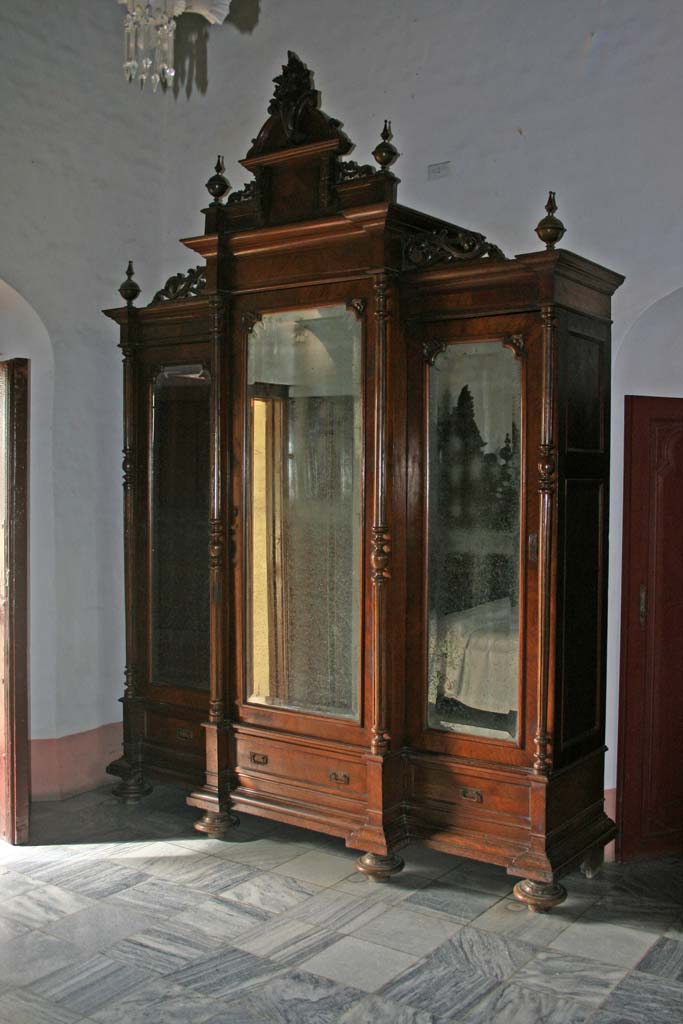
(580, 846, 604, 879)
(108, 762, 152, 804)
(193, 810, 239, 838)
(355, 851, 404, 883)
(513, 878, 567, 913)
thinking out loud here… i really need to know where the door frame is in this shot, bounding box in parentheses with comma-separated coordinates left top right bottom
(0, 358, 29, 845)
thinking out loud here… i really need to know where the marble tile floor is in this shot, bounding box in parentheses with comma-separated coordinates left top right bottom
(0, 783, 680, 1024)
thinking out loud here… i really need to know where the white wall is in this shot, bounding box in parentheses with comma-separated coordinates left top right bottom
(0, 1, 166, 737)
(2, 1, 683, 788)
(0, 282, 55, 739)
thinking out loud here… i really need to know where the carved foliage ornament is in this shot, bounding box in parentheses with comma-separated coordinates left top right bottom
(151, 266, 207, 304)
(268, 51, 318, 145)
(336, 160, 378, 184)
(403, 227, 505, 269)
(423, 338, 447, 366)
(227, 180, 256, 205)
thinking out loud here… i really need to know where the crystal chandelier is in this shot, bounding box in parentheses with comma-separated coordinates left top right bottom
(118, 2, 230, 90)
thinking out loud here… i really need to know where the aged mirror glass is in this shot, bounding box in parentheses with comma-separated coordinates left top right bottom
(151, 364, 210, 690)
(427, 341, 521, 740)
(247, 305, 362, 719)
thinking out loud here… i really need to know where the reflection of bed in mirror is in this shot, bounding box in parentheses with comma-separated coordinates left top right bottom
(429, 597, 518, 737)
(428, 360, 521, 741)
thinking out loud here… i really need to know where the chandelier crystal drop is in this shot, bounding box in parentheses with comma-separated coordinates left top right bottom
(119, 2, 230, 91)
(121, 2, 183, 90)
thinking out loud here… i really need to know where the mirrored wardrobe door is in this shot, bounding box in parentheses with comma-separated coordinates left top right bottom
(245, 305, 363, 720)
(426, 340, 523, 741)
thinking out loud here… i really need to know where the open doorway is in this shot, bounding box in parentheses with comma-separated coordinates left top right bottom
(0, 358, 29, 844)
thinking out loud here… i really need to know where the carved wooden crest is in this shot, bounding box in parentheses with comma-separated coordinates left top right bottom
(245, 52, 351, 160)
(403, 227, 505, 269)
(150, 266, 207, 305)
(268, 51, 318, 145)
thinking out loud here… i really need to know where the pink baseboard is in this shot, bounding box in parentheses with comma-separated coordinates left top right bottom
(30, 722, 122, 801)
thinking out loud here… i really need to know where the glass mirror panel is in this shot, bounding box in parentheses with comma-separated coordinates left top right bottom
(247, 305, 362, 719)
(427, 342, 521, 740)
(151, 364, 210, 690)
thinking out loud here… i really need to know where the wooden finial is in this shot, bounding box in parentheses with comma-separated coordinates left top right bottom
(535, 190, 566, 250)
(119, 261, 140, 307)
(205, 155, 231, 206)
(372, 120, 399, 172)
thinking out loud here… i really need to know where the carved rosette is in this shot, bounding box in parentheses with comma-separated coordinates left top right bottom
(150, 266, 207, 305)
(423, 338, 447, 366)
(346, 298, 366, 319)
(241, 311, 262, 334)
(503, 333, 526, 360)
(403, 227, 505, 269)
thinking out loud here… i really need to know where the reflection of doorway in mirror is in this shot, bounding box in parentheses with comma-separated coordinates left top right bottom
(246, 305, 362, 720)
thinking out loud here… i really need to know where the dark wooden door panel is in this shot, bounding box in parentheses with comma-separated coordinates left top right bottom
(0, 359, 29, 845)
(618, 396, 683, 859)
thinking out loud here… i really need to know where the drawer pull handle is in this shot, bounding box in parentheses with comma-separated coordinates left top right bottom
(250, 752, 269, 766)
(329, 771, 350, 785)
(176, 727, 194, 742)
(459, 787, 483, 803)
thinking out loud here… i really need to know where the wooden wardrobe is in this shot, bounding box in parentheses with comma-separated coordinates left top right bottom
(104, 52, 623, 911)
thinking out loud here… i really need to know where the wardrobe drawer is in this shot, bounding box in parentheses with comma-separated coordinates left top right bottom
(413, 763, 530, 822)
(236, 736, 366, 796)
(145, 711, 204, 754)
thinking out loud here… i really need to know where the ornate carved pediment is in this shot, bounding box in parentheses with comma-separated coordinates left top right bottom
(403, 227, 505, 269)
(150, 266, 207, 305)
(245, 52, 351, 160)
(268, 51, 317, 143)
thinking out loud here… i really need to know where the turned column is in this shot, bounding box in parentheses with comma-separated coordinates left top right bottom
(187, 292, 238, 836)
(108, 263, 152, 802)
(354, 271, 404, 882)
(513, 301, 566, 912)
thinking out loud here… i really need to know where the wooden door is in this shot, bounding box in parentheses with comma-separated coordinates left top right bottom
(0, 359, 29, 845)
(618, 395, 683, 860)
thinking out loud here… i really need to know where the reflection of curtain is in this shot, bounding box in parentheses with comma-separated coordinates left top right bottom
(284, 396, 356, 716)
(249, 393, 358, 718)
(249, 393, 288, 700)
